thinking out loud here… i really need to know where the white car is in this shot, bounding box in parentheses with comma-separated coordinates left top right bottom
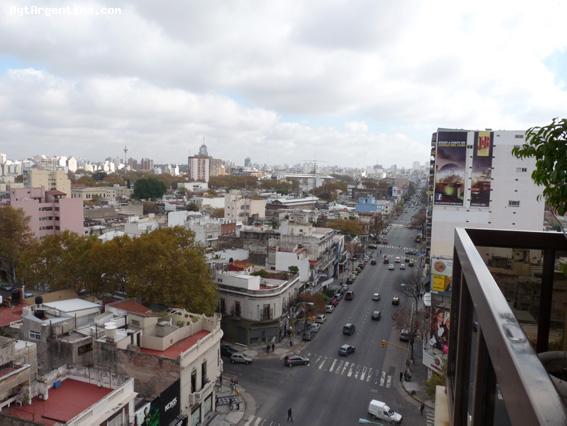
(230, 353, 253, 365)
(325, 304, 334, 313)
(399, 263, 406, 270)
(388, 264, 395, 270)
(395, 256, 401, 263)
(368, 400, 402, 424)
(315, 314, 327, 324)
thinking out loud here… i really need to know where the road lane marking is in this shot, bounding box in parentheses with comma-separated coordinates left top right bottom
(360, 366, 367, 381)
(329, 359, 337, 373)
(314, 355, 322, 363)
(380, 371, 386, 386)
(366, 368, 373, 382)
(347, 363, 354, 377)
(254, 417, 262, 426)
(318, 358, 327, 370)
(341, 361, 349, 375)
(386, 375, 392, 388)
(335, 360, 344, 374)
(354, 365, 361, 380)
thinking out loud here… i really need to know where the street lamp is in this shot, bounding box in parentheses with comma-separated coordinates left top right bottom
(358, 418, 383, 425)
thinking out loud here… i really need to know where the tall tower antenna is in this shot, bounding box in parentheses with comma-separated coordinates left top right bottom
(123, 145, 128, 176)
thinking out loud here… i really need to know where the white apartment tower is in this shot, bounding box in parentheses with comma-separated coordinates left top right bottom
(188, 144, 211, 183)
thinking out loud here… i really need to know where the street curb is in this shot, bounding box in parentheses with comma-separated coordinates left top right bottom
(401, 380, 434, 409)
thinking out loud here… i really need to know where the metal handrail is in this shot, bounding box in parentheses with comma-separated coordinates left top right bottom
(453, 228, 566, 425)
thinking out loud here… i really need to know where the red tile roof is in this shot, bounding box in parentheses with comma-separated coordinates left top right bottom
(5, 379, 112, 425)
(0, 304, 25, 327)
(140, 329, 210, 360)
(108, 299, 153, 316)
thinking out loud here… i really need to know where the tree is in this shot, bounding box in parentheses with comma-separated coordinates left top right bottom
(0, 206, 33, 283)
(133, 177, 167, 200)
(327, 219, 365, 236)
(209, 208, 225, 218)
(512, 118, 567, 215)
(311, 181, 347, 201)
(410, 208, 426, 229)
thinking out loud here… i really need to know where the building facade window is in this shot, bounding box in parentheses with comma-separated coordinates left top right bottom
(508, 200, 520, 207)
(29, 330, 41, 340)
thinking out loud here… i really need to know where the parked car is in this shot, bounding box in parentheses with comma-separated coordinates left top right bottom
(345, 290, 353, 300)
(388, 264, 395, 271)
(370, 259, 377, 265)
(302, 329, 314, 341)
(315, 314, 327, 324)
(325, 304, 334, 313)
(284, 354, 310, 367)
(372, 293, 381, 301)
(221, 343, 239, 358)
(399, 263, 406, 270)
(230, 353, 253, 364)
(346, 277, 354, 285)
(309, 323, 321, 333)
(371, 311, 382, 321)
(383, 256, 389, 264)
(0, 283, 14, 292)
(392, 296, 400, 305)
(338, 344, 356, 356)
(330, 298, 339, 307)
(399, 329, 411, 342)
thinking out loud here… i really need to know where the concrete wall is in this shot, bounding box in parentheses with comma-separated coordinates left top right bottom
(275, 251, 310, 282)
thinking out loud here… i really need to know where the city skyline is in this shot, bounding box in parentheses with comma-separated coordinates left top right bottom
(1, 1, 566, 167)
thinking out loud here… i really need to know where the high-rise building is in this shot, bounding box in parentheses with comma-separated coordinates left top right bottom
(140, 158, 154, 171)
(210, 158, 226, 177)
(244, 157, 251, 168)
(188, 144, 210, 182)
(423, 128, 544, 375)
(28, 168, 71, 198)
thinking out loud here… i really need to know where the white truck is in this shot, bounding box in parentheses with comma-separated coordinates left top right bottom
(368, 400, 403, 424)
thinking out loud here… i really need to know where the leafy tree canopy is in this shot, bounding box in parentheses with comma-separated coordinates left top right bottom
(0, 206, 33, 282)
(326, 219, 365, 236)
(512, 118, 567, 215)
(133, 177, 167, 200)
(209, 175, 257, 190)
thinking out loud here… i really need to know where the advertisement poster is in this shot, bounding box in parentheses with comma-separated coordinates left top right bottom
(136, 379, 181, 426)
(422, 348, 447, 375)
(434, 131, 468, 205)
(429, 307, 450, 354)
(431, 257, 453, 294)
(471, 131, 494, 207)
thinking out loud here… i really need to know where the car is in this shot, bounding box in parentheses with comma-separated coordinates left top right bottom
(309, 323, 321, 333)
(325, 304, 334, 313)
(371, 311, 382, 320)
(338, 344, 356, 356)
(405, 257, 410, 263)
(284, 354, 310, 367)
(395, 256, 401, 263)
(368, 244, 377, 249)
(372, 293, 381, 301)
(388, 264, 395, 270)
(370, 259, 377, 265)
(315, 314, 327, 324)
(408, 260, 415, 267)
(345, 290, 353, 300)
(302, 329, 314, 341)
(399, 329, 411, 342)
(404, 248, 417, 255)
(346, 277, 354, 285)
(399, 263, 406, 270)
(368, 400, 403, 424)
(0, 283, 14, 292)
(383, 255, 389, 264)
(392, 296, 400, 305)
(230, 353, 253, 364)
(221, 343, 239, 358)
(343, 323, 356, 335)
(330, 298, 339, 307)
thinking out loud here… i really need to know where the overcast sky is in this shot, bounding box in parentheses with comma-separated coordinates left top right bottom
(1, 0, 566, 168)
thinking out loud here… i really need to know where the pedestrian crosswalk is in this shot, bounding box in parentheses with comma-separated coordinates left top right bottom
(304, 352, 394, 388)
(425, 407, 435, 425)
(242, 415, 280, 426)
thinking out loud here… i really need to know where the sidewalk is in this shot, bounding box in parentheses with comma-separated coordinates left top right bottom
(208, 375, 255, 426)
(399, 342, 435, 409)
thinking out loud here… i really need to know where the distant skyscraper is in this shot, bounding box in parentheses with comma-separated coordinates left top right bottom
(140, 158, 154, 171)
(244, 157, 251, 168)
(188, 144, 211, 182)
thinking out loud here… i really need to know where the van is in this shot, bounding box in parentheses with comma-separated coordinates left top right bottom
(345, 290, 353, 300)
(367, 400, 402, 424)
(343, 323, 355, 335)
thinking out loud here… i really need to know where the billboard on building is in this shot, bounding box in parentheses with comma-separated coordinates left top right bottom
(470, 131, 494, 207)
(431, 257, 453, 294)
(138, 379, 181, 426)
(422, 347, 447, 375)
(429, 307, 450, 354)
(433, 131, 468, 206)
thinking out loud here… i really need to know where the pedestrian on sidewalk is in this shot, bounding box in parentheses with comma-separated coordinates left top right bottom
(271, 343, 275, 352)
(266, 344, 270, 353)
(399, 371, 403, 382)
(289, 339, 293, 347)
(219, 374, 223, 387)
(287, 407, 293, 423)
(419, 403, 425, 415)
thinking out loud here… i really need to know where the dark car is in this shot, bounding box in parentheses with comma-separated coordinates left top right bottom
(284, 354, 310, 367)
(392, 296, 400, 306)
(330, 297, 339, 307)
(383, 256, 389, 264)
(399, 329, 411, 342)
(345, 290, 353, 300)
(408, 260, 415, 267)
(338, 344, 356, 356)
(221, 343, 239, 357)
(371, 311, 382, 321)
(346, 277, 354, 285)
(370, 259, 377, 265)
(343, 323, 356, 335)
(368, 244, 377, 249)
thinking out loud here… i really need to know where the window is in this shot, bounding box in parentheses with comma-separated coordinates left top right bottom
(78, 343, 92, 354)
(191, 369, 197, 393)
(201, 360, 207, 388)
(29, 330, 41, 340)
(508, 201, 520, 207)
(234, 301, 241, 317)
(516, 167, 527, 173)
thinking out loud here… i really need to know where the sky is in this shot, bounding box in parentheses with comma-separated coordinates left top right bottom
(1, 0, 566, 168)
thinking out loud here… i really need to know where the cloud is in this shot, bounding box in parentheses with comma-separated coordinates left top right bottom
(0, 0, 566, 167)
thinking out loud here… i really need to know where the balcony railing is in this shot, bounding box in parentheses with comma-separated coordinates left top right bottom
(189, 379, 214, 406)
(447, 228, 567, 426)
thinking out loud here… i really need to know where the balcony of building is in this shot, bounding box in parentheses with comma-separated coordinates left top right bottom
(444, 228, 567, 425)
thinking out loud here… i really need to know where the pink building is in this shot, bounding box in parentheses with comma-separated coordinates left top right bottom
(10, 187, 84, 238)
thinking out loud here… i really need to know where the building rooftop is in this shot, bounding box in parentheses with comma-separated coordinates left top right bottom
(5, 378, 112, 425)
(42, 298, 101, 313)
(107, 299, 153, 317)
(140, 329, 210, 360)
